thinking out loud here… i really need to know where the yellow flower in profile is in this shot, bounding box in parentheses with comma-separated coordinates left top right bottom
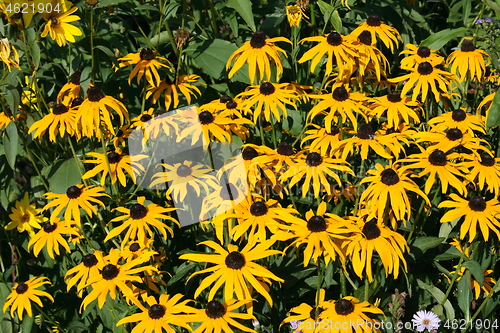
(146, 74, 203, 110)
(351, 15, 402, 52)
(226, 31, 291, 84)
(57, 71, 81, 105)
(41, 6, 83, 47)
(65, 250, 104, 296)
(348, 30, 389, 81)
(0, 37, 20, 71)
(3, 276, 54, 320)
(118, 48, 172, 87)
(446, 40, 490, 81)
(301, 124, 342, 157)
(28, 217, 79, 259)
(462, 151, 500, 197)
(5, 192, 47, 236)
(428, 107, 485, 135)
(400, 44, 444, 70)
(286, 5, 308, 27)
(28, 103, 78, 142)
(281, 289, 331, 333)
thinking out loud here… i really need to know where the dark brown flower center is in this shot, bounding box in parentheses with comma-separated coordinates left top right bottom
(148, 304, 166, 319)
(87, 87, 105, 102)
(468, 196, 486, 212)
(387, 91, 402, 103)
(205, 300, 226, 319)
(428, 149, 447, 166)
(329, 125, 340, 135)
(199, 111, 215, 124)
(260, 82, 276, 95)
(335, 299, 355, 315)
(332, 87, 349, 101)
(380, 168, 400, 185)
(107, 151, 121, 164)
(242, 147, 258, 160)
(417, 46, 431, 58)
(461, 40, 476, 52)
(362, 219, 381, 240)
(154, 109, 167, 117)
(385, 127, 399, 134)
(101, 264, 119, 280)
(130, 204, 148, 219)
(309, 307, 324, 320)
(220, 183, 239, 201)
(21, 213, 30, 223)
(357, 124, 374, 140)
(66, 186, 82, 199)
(417, 62, 433, 75)
(446, 128, 463, 141)
(451, 109, 467, 121)
(71, 71, 81, 85)
(140, 48, 156, 61)
(250, 202, 268, 216)
(129, 243, 140, 252)
(220, 95, 232, 103)
(53, 104, 68, 115)
(366, 15, 381, 26)
(82, 254, 98, 267)
(306, 152, 323, 166)
(358, 30, 372, 45)
(479, 152, 495, 166)
(15, 283, 29, 294)
(307, 215, 327, 232)
(51, 18, 59, 25)
(326, 32, 342, 46)
(71, 98, 84, 108)
(117, 129, 124, 137)
(277, 142, 294, 156)
(226, 101, 237, 109)
(140, 114, 152, 122)
(177, 164, 192, 177)
(43, 222, 57, 233)
(225, 251, 246, 269)
(250, 31, 267, 49)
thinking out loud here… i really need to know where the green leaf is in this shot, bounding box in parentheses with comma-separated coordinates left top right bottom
(2, 85, 20, 115)
(31, 42, 41, 69)
(4, 122, 19, 170)
(486, 90, 500, 128)
(168, 261, 195, 285)
(438, 216, 460, 239)
(330, 10, 343, 34)
(184, 39, 238, 79)
(462, 260, 484, 286)
(20, 312, 34, 333)
(95, 0, 131, 8)
(94, 45, 117, 64)
(457, 271, 472, 321)
(317, 1, 343, 33)
(149, 31, 170, 46)
(226, 0, 256, 32)
(420, 27, 469, 50)
(46, 159, 82, 194)
(80, 67, 92, 97)
(410, 236, 445, 255)
(486, 0, 500, 14)
(417, 279, 455, 320)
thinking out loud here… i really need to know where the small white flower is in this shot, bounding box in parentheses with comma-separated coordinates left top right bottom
(411, 310, 441, 332)
(252, 319, 260, 327)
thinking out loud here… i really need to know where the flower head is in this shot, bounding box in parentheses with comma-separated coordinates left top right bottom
(411, 310, 440, 332)
(3, 277, 54, 320)
(41, 6, 83, 47)
(5, 192, 47, 236)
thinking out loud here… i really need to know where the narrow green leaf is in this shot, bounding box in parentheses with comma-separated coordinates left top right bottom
(457, 271, 472, 321)
(330, 10, 343, 33)
(486, 90, 500, 128)
(4, 122, 19, 170)
(486, 0, 500, 14)
(226, 0, 256, 32)
(80, 67, 92, 97)
(462, 260, 484, 286)
(94, 45, 117, 64)
(420, 27, 469, 50)
(31, 42, 41, 69)
(410, 236, 445, 253)
(417, 279, 455, 320)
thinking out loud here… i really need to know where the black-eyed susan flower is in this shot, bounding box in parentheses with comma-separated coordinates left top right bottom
(76, 86, 129, 138)
(439, 194, 500, 242)
(298, 31, 357, 76)
(251, 142, 299, 177)
(81, 248, 156, 310)
(400, 44, 444, 70)
(238, 81, 298, 123)
(320, 296, 385, 333)
(118, 48, 173, 87)
(348, 30, 389, 81)
(281, 289, 331, 333)
(185, 299, 256, 333)
(65, 250, 104, 297)
(82, 148, 147, 187)
(201, 95, 251, 118)
(370, 90, 421, 128)
(111, 124, 134, 148)
(57, 70, 81, 105)
(286, 5, 308, 27)
(150, 160, 217, 202)
(3, 277, 54, 320)
(414, 127, 486, 152)
(41, 6, 83, 47)
(0, 37, 20, 71)
(448, 265, 496, 300)
(389, 61, 455, 102)
(272, 202, 355, 266)
(462, 151, 500, 197)
(280, 151, 354, 198)
(105, 196, 179, 246)
(226, 31, 291, 84)
(351, 15, 401, 52)
(146, 75, 203, 110)
(360, 163, 430, 224)
(308, 85, 369, 132)
(344, 217, 408, 282)
(28, 103, 78, 142)
(401, 148, 468, 194)
(141, 109, 183, 141)
(120, 239, 155, 262)
(116, 294, 195, 333)
(221, 145, 272, 190)
(446, 40, 490, 82)
(5, 192, 47, 236)
(28, 217, 79, 259)
(180, 240, 283, 308)
(428, 107, 485, 134)
(42, 184, 109, 226)
(301, 124, 342, 157)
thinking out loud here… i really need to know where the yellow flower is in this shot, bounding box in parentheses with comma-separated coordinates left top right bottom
(65, 250, 104, 296)
(351, 15, 401, 52)
(400, 44, 444, 70)
(146, 75, 203, 110)
(118, 48, 173, 87)
(41, 6, 83, 47)
(3, 277, 54, 320)
(370, 90, 421, 127)
(0, 37, 20, 71)
(5, 192, 47, 236)
(28, 217, 79, 259)
(28, 103, 78, 142)
(286, 5, 308, 27)
(446, 40, 490, 81)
